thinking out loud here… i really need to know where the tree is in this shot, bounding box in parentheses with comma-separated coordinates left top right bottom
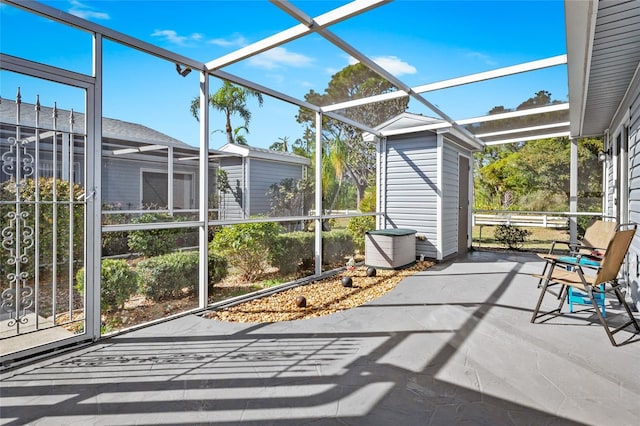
(297, 63, 408, 206)
(269, 136, 289, 152)
(468, 90, 568, 136)
(191, 81, 264, 145)
(474, 136, 603, 211)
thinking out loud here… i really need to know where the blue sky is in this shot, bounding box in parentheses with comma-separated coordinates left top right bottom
(1, 0, 567, 150)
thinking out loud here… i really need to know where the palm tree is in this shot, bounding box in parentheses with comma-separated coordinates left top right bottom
(213, 126, 250, 146)
(191, 81, 263, 144)
(269, 136, 289, 152)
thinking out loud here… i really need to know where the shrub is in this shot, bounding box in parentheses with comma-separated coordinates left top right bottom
(1, 178, 84, 278)
(494, 225, 531, 250)
(127, 213, 183, 257)
(347, 215, 376, 252)
(271, 230, 356, 273)
(271, 232, 314, 274)
(101, 207, 130, 256)
(323, 230, 355, 264)
(75, 259, 137, 312)
(137, 251, 199, 301)
(208, 252, 228, 285)
(210, 221, 282, 281)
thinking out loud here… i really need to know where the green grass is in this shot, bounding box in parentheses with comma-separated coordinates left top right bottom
(473, 225, 572, 252)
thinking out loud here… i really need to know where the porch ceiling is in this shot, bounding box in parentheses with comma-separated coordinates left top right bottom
(567, 0, 640, 138)
(5, 1, 634, 145)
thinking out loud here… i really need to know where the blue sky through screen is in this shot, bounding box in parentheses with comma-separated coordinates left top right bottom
(0, 0, 567, 150)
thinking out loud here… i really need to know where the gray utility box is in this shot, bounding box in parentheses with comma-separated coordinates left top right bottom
(365, 228, 416, 269)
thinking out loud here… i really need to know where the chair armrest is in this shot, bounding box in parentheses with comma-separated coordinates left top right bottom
(548, 240, 571, 254)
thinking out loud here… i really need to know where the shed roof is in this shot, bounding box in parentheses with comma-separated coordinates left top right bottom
(219, 143, 310, 166)
(364, 112, 483, 151)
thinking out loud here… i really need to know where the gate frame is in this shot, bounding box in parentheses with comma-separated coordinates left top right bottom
(1, 52, 101, 361)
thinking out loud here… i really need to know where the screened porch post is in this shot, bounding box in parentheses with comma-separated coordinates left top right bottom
(198, 71, 209, 307)
(315, 111, 323, 275)
(89, 32, 103, 338)
(569, 137, 578, 244)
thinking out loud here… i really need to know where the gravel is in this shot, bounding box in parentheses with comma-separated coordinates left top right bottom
(204, 261, 434, 323)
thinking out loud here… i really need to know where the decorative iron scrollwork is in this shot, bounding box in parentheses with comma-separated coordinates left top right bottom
(1, 136, 35, 329)
(1, 137, 34, 179)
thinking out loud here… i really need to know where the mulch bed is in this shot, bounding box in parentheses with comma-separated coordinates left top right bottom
(204, 260, 434, 323)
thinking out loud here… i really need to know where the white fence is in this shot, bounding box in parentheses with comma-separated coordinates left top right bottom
(473, 213, 568, 228)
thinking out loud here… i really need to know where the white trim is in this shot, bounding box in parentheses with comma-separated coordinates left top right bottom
(436, 133, 444, 260)
(381, 122, 451, 137)
(0, 53, 95, 86)
(219, 143, 310, 165)
(207, 0, 388, 70)
(483, 131, 571, 146)
(565, 0, 598, 137)
(456, 103, 570, 125)
(4, 1, 203, 70)
(324, 55, 566, 113)
(476, 122, 570, 138)
(413, 55, 567, 93)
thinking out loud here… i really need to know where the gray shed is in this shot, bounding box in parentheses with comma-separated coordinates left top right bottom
(217, 143, 310, 219)
(373, 112, 483, 261)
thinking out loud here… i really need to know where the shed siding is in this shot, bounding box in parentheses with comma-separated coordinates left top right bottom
(103, 155, 202, 210)
(249, 159, 303, 216)
(626, 80, 640, 310)
(384, 133, 438, 259)
(442, 143, 460, 258)
(219, 157, 245, 220)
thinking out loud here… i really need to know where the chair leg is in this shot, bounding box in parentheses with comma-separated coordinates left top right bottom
(557, 284, 568, 311)
(588, 284, 640, 346)
(612, 286, 640, 334)
(586, 285, 618, 346)
(531, 281, 564, 323)
(537, 262, 549, 289)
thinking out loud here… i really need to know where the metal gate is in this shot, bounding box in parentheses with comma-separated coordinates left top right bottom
(1, 56, 98, 362)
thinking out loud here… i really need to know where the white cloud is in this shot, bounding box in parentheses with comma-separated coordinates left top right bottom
(371, 56, 417, 76)
(464, 51, 498, 66)
(68, 0, 110, 20)
(248, 47, 314, 70)
(151, 29, 202, 46)
(346, 55, 416, 76)
(208, 34, 248, 48)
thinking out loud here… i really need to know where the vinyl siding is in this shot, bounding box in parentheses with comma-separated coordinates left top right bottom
(627, 80, 640, 310)
(384, 133, 438, 259)
(102, 154, 201, 210)
(219, 157, 245, 220)
(248, 159, 304, 216)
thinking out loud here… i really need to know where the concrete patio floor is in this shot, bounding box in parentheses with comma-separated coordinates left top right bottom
(1, 250, 640, 425)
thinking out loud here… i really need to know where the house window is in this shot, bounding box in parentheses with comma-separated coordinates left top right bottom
(141, 171, 193, 209)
